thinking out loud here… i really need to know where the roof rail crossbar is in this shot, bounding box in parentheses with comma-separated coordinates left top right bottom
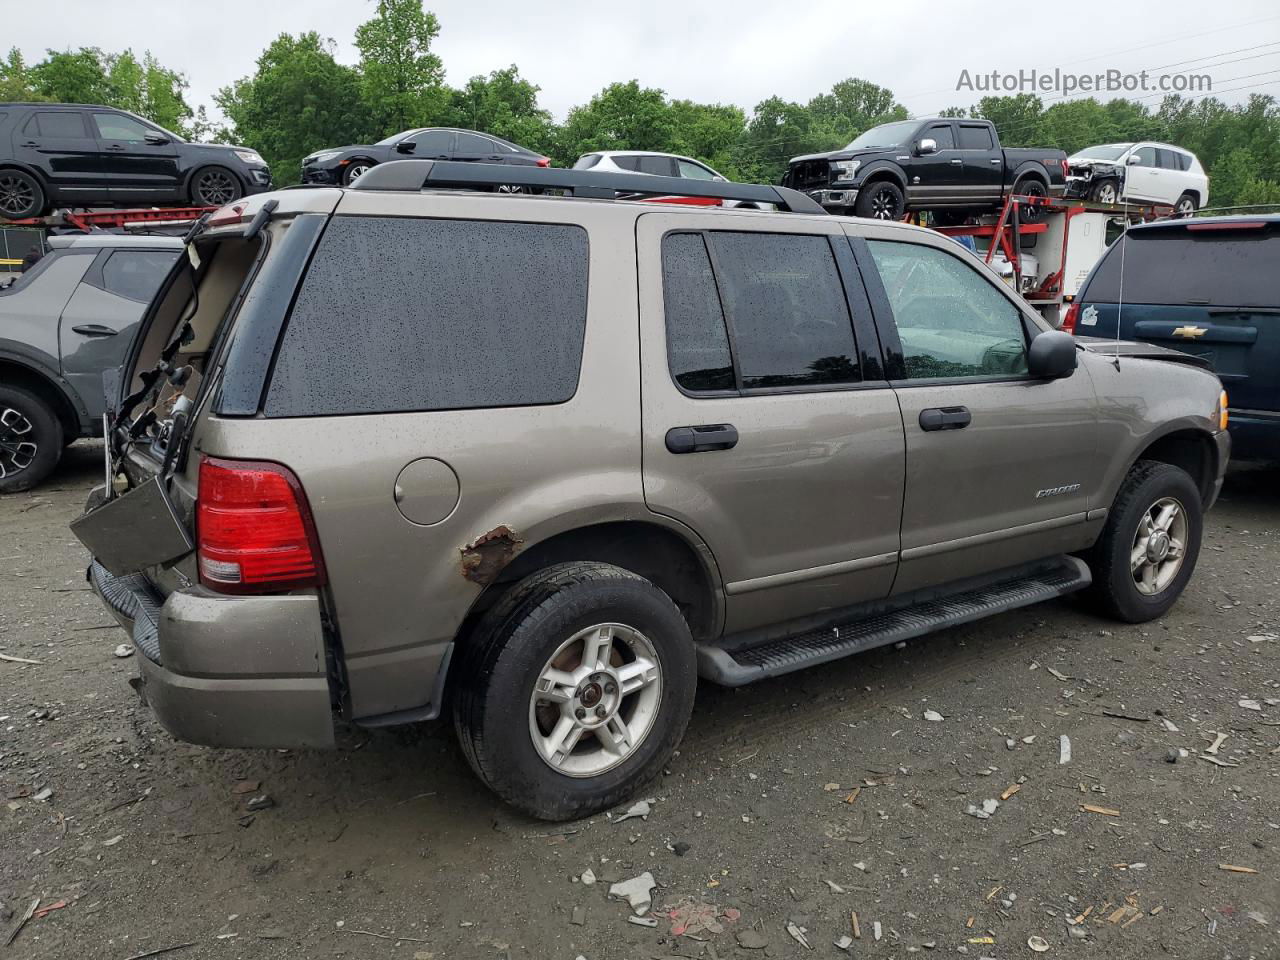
(351, 160, 826, 215)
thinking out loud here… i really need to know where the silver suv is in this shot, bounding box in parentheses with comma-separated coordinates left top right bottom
(73, 162, 1230, 820)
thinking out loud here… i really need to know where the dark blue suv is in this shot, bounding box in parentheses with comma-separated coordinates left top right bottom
(1068, 215, 1280, 461)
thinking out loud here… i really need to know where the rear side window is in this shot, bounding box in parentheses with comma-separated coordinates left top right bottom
(406, 130, 453, 154)
(265, 217, 589, 417)
(455, 132, 493, 153)
(28, 111, 88, 138)
(612, 155, 641, 172)
(637, 156, 677, 176)
(1084, 228, 1280, 308)
(661, 231, 860, 392)
(100, 250, 181, 302)
(958, 125, 993, 150)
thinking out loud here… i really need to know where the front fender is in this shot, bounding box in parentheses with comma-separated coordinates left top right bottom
(853, 161, 906, 190)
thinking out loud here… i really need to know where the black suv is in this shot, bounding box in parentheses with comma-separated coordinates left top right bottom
(0, 103, 273, 219)
(300, 127, 550, 186)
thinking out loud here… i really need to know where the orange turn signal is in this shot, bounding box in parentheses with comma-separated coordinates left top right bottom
(1218, 390, 1229, 431)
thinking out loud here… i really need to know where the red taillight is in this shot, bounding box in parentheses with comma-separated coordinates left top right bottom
(1061, 301, 1080, 334)
(197, 457, 325, 593)
(537, 156, 551, 167)
(1061, 158, 1069, 179)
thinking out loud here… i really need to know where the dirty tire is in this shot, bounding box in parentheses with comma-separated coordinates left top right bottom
(453, 562, 697, 821)
(0, 383, 63, 493)
(854, 181, 905, 221)
(1082, 460, 1203, 623)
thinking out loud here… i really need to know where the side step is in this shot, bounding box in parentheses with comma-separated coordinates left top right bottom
(698, 556, 1091, 686)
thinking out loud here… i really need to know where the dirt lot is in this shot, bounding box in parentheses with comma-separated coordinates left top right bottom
(1, 443, 1277, 960)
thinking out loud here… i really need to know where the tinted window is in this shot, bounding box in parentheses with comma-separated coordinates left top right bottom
(100, 250, 180, 302)
(925, 123, 954, 150)
(265, 217, 589, 416)
(678, 159, 717, 180)
(868, 240, 1028, 380)
(1084, 228, 1280, 308)
(455, 132, 493, 153)
(1177, 152, 1192, 171)
(406, 130, 453, 154)
(574, 154, 602, 169)
(32, 111, 87, 138)
(637, 156, 677, 176)
(710, 233, 859, 389)
(612, 155, 641, 172)
(93, 112, 155, 142)
(1132, 146, 1156, 167)
(661, 233, 734, 392)
(958, 125, 993, 150)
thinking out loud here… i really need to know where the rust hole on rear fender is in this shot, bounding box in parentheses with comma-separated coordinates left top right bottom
(460, 525, 524, 585)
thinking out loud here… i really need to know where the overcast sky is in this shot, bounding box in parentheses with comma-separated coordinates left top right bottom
(9, 1, 1279, 128)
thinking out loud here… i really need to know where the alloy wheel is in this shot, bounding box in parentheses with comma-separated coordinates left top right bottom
(0, 175, 35, 218)
(528, 622, 663, 777)
(870, 188, 899, 220)
(196, 170, 238, 206)
(1131, 496, 1188, 595)
(0, 407, 38, 479)
(1097, 182, 1118, 204)
(1176, 197, 1195, 216)
(346, 163, 371, 184)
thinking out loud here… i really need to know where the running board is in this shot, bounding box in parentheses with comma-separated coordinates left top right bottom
(697, 556, 1091, 686)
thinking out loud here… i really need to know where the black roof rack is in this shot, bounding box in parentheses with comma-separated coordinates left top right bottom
(351, 160, 826, 215)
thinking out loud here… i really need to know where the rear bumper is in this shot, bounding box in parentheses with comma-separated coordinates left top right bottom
(1227, 409, 1280, 462)
(89, 560, 335, 748)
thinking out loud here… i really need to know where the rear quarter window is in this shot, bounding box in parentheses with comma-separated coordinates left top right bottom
(264, 216, 589, 417)
(1084, 229, 1280, 308)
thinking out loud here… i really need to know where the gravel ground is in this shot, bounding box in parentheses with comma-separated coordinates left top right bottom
(1, 442, 1277, 960)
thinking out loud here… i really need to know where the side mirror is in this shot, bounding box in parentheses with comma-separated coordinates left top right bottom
(395, 140, 416, 154)
(144, 133, 169, 145)
(1126, 154, 1140, 165)
(1028, 330, 1077, 379)
(917, 138, 937, 156)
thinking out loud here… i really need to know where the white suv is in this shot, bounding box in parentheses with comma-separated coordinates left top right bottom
(1067, 142, 1208, 215)
(572, 151, 768, 208)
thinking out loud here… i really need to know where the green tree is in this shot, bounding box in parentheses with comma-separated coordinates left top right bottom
(807, 77, 906, 141)
(1236, 176, 1280, 208)
(0, 48, 43, 102)
(666, 99, 746, 177)
(1211, 147, 1258, 207)
(30, 48, 115, 105)
(970, 93, 1044, 145)
(558, 80, 675, 163)
(216, 32, 369, 183)
(355, 0, 446, 136)
(444, 65, 556, 154)
(105, 50, 192, 135)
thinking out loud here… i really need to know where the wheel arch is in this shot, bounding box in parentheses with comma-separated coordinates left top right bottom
(858, 164, 906, 192)
(1129, 427, 1220, 506)
(456, 519, 725, 650)
(1010, 164, 1049, 190)
(0, 354, 86, 440)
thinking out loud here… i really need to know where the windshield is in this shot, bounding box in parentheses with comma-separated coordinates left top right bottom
(1071, 143, 1132, 161)
(845, 120, 919, 150)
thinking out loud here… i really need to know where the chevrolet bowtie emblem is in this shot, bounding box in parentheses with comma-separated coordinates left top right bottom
(1172, 325, 1207, 338)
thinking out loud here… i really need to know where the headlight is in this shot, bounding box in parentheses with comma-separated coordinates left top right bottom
(234, 149, 264, 165)
(304, 151, 340, 165)
(832, 160, 861, 182)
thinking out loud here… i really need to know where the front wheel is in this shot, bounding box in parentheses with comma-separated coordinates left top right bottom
(343, 161, 373, 186)
(453, 562, 697, 821)
(0, 384, 63, 493)
(1089, 179, 1121, 205)
(190, 167, 243, 207)
(1082, 461, 1203, 623)
(854, 181, 905, 221)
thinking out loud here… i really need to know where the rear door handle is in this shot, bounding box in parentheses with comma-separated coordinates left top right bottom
(919, 406, 971, 431)
(20, 140, 39, 148)
(950, 158, 963, 164)
(71, 324, 118, 337)
(665, 424, 739, 454)
(105, 144, 126, 152)
(989, 158, 1001, 164)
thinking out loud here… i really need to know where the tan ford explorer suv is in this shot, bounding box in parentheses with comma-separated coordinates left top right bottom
(73, 161, 1230, 820)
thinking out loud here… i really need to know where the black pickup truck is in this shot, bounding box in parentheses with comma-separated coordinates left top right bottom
(783, 117, 1068, 223)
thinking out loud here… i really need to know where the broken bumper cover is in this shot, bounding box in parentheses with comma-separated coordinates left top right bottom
(88, 560, 336, 748)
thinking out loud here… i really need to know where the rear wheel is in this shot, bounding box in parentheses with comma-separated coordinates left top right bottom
(189, 167, 243, 207)
(0, 170, 45, 220)
(453, 562, 697, 821)
(1174, 192, 1197, 217)
(0, 384, 62, 493)
(1015, 178, 1048, 221)
(1083, 461, 1203, 622)
(854, 181, 905, 221)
